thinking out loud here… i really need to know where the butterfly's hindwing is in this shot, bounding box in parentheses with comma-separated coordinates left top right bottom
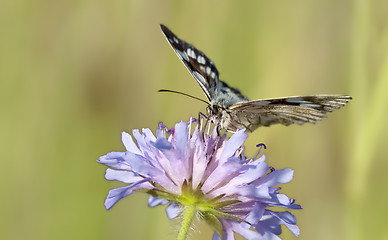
(224, 95, 352, 131)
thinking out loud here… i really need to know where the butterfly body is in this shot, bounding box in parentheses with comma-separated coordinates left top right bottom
(160, 24, 352, 132)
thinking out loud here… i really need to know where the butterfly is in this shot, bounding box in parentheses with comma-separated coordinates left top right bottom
(160, 24, 352, 132)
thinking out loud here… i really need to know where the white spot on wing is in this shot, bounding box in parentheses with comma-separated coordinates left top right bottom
(173, 37, 179, 43)
(187, 48, 196, 59)
(206, 67, 211, 75)
(197, 55, 206, 64)
(210, 71, 216, 79)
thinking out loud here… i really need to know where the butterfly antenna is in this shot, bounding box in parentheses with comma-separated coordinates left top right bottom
(158, 89, 209, 105)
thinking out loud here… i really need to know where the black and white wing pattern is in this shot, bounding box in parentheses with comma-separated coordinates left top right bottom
(160, 24, 352, 132)
(160, 24, 248, 106)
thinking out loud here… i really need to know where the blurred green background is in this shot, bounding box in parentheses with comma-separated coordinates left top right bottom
(1, 0, 387, 239)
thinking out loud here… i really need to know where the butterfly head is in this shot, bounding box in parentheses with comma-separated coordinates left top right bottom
(207, 104, 218, 116)
(207, 104, 224, 122)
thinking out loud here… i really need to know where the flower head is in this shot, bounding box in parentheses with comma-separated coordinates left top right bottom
(98, 119, 301, 239)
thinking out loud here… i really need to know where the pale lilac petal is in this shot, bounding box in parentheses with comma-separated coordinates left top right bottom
(211, 160, 269, 196)
(155, 128, 165, 139)
(104, 179, 150, 210)
(142, 128, 157, 142)
(105, 168, 143, 183)
(246, 154, 267, 168)
(218, 220, 261, 240)
(245, 202, 265, 225)
(269, 211, 300, 236)
(253, 224, 282, 240)
(202, 157, 242, 194)
(259, 212, 282, 235)
(238, 185, 271, 199)
(252, 168, 294, 187)
(171, 121, 190, 180)
(155, 149, 186, 191)
(166, 203, 181, 220)
(212, 232, 221, 240)
(175, 121, 189, 158)
(152, 137, 173, 150)
(192, 137, 207, 189)
(124, 151, 161, 177)
(232, 222, 261, 240)
(132, 129, 147, 152)
(124, 151, 179, 193)
(148, 195, 169, 207)
(220, 220, 236, 240)
(275, 194, 290, 203)
(121, 132, 142, 155)
(232, 159, 268, 185)
(219, 129, 247, 164)
(206, 128, 219, 155)
(98, 152, 131, 170)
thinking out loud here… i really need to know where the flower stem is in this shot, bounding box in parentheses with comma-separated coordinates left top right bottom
(177, 205, 196, 240)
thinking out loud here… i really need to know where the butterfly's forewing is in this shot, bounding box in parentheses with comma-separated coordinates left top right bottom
(160, 24, 248, 106)
(160, 24, 218, 101)
(226, 95, 352, 131)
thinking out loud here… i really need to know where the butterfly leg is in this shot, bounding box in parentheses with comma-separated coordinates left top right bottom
(198, 112, 209, 131)
(198, 112, 225, 136)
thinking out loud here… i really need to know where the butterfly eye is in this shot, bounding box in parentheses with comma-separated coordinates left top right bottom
(207, 105, 218, 116)
(213, 105, 220, 113)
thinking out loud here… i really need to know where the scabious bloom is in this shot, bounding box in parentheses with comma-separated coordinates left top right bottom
(98, 119, 301, 240)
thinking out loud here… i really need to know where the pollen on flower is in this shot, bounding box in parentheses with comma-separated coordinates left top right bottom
(98, 118, 301, 240)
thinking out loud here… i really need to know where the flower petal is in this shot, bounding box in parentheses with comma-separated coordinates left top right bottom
(211, 157, 269, 196)
(238, 185, 271, 199)
(266, 193, 302, 209)
(269, 211, 300, 237)
(98, 152, 131, 170)
(202, 157, 242, 195)
(245, 202, 265, 225)
(232, 222, 261, 240)
(105, 168, 144, 183)
(148, 195, 170, 207)
(142, 128, 157, 142)
(124, 152, 159, 176)
(132, 129, 147, 153)
(166, 203, 181, 220)
(175, 121, 189, 158)
(252, 168, 294, 187)
(122, 131, 142, 155)
(192, 132, 208, 189)
(104, 178, 151, 210)
(219, 130, 247, 164)
(153, 137, 173, 150)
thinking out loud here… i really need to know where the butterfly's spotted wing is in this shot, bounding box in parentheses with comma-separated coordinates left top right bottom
(160, 24, 248, 106)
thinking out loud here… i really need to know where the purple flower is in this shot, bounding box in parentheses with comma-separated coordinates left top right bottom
(98, 119, 301, 240)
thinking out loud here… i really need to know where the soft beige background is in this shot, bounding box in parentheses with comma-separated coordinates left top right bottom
(1, 0, 387, 239)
